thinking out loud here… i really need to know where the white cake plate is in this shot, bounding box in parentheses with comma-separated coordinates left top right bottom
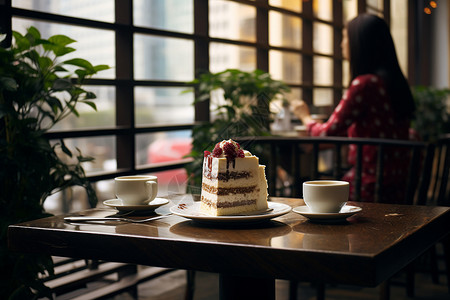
(170, 202, 291, 224)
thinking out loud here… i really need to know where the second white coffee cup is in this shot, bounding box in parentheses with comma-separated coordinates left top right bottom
(115, 175, 158, 205)
(303, 180, 349, 213)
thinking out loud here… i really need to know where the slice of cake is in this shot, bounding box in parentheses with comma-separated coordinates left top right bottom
(200, 139, 268, 216)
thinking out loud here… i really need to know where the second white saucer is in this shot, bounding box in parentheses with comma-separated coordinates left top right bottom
(293, 205, 362, 221)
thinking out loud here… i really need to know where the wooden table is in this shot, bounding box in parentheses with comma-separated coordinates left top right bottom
(8, 197, 450, 299)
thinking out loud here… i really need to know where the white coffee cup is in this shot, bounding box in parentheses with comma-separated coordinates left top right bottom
(115, 175, 158, 205)
(303, 180, 349, 213)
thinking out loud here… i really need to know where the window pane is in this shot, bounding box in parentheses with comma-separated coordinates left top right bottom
(313, 88, 333, 106)
(134, 34, 194, 81)
(343, 59, 350, 86)
(45, 185, 97, 214)
(51, 136, 116, 174)
(133, 0, 193, 33)
(209, 0, 256, 42)
(313, 22, 333, 55)
(269, 50, 301, 84)
(286, 88, 302, 102)
(12, 0, 114, 23)
(12, 18, 115, 79)
(269, 11, 302, 49)
(343, 0, 358, 23)
(95, 179, 115, 204)
(367, 7, 383, 18)
(391, 0, 408, 77)
(314, 56, 333, 85)
(135, 87, 194, 126)
(210, 42, 256, 73)
(313, 0, 333, 21)
(136, 131, 192, 167)
(367, 0, 383, 10)
(50, 86, 115, 131)
(269, 0, 302, 12)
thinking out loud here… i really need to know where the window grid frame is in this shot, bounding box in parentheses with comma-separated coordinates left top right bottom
(3, 0, 403, 184)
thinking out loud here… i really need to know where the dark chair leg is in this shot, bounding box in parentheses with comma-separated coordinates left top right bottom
(316, 282, 325, 300)
(442, 237, 450, 293)
(288, 280, 298, 300)
(118, 264, 138, 298)
(185, 270, 196, 300)
(405, 263, 415, 297)
(379, 280, 390, 300)
(430, 245, 440, 284)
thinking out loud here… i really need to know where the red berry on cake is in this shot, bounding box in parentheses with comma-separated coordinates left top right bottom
(212, 146, 223, 157)
(204, 151, 211, 157)
(238, 149, 245, 158)
(223, 142, 237, 159)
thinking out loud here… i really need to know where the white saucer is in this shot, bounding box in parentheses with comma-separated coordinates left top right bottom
(293, 205, 362, 222)
(103, 198, 170, 212)
(170, 202, 291, 224)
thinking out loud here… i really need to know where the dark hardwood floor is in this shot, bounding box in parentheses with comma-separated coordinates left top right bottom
(132, 268, 449, 300)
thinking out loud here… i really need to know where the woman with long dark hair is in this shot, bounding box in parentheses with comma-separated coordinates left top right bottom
(292, 14, 415, 203)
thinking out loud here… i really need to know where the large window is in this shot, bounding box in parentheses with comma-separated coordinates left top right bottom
(3, 0, 410, 212)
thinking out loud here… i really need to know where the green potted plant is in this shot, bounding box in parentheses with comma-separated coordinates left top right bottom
(0, 27, 109, 299)
(184, 69, 290, 189)
(412, 86, 450, 142)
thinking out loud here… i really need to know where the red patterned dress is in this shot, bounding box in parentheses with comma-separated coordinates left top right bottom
(307, 74, 411, 203)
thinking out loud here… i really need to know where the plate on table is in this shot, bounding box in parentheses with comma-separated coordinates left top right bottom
(293, 205, 362, 222)
(170, 202, 291, 224)
(103, 198, 170, 212)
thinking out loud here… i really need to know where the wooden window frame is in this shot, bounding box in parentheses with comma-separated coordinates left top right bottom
(0, 0, 417, 185)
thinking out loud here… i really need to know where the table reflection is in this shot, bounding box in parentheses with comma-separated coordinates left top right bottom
(170, 220, 291, 246)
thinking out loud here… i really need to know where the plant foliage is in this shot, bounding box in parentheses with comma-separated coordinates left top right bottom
(412, 86, 450, 142)
(0, 27, 109, 299)
(184, 69, 290, 190)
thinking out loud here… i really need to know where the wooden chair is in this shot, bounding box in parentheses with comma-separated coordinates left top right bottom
(40, 257, 183, 299)
(235, 136, 436, 300)
(428, 134, 450, 207)
(234, 136, 434, 203)
(420, 134, 450, 294)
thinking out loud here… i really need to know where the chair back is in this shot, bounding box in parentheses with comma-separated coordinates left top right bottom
(427, 134, 450, 207)
(234, 136, 434, 205)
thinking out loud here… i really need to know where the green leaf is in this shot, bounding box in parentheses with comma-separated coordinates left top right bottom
(74, 69, 87, 81)
(48, 35, 76, 47)
(84, 91, 97, 100)
(93, 64, 110, 72)
(80, 100, 97, 110)
(59, 139, 73, 157)
(27, 26, 41, 40)
(53, 65, 68, 72)
(25, 26, 41, 46)
(0, 77, 18, 91)
(47, 96, 63, 113)
(54, 46, 76, 57)
(37, 56, 53, 71)
(78, 155, 95, 163)
(13, 31, 30, 52)
(65, 101, 80, 117)
(63, 58, 94, 71)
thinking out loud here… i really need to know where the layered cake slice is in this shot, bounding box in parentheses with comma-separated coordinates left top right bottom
(200, 139, 268, 216)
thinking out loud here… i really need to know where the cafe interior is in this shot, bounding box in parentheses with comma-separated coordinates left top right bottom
(1, 0, 450, 299)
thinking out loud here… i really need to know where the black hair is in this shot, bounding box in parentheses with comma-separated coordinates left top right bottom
(347, 14, 415, 120)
